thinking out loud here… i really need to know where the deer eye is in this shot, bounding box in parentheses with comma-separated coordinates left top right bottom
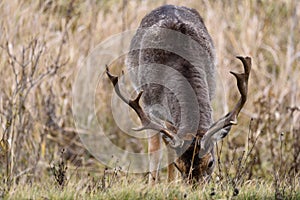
(207, 159, 214, 168)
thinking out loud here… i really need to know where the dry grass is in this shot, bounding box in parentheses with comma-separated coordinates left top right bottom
(4, 173, 300, 199)
(0, 0, 299, 199)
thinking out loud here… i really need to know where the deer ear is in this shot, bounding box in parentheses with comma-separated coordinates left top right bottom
(199, 126, 232, 158)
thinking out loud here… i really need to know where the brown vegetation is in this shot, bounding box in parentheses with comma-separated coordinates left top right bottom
(0, 0, 299, 198)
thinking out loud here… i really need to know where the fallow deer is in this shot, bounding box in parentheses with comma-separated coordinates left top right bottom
(106, 5, 251, 184)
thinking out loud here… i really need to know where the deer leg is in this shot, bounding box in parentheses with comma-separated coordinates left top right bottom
(167, 148, 176, 182)
(148, 130, 162, 185)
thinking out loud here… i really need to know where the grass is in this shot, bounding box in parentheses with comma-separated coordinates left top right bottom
(0, 0, 299, 199)
(4, 175, 300, 199)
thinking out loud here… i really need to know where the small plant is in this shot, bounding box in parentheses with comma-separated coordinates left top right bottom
(51, 149, 68, 188)
(101, 159, 122, 190)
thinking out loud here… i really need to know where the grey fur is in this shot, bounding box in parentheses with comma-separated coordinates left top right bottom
(126, 5, 216, 135)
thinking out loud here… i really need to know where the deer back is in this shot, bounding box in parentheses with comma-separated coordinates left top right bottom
(126, 5, 216, 136)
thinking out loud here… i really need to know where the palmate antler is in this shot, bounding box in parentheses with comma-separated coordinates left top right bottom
(106, 66, 184, 148)
(199, 56, 251, 157)
(106, 56, 251, 153)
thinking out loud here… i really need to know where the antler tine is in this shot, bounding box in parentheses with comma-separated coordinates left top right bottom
(229, 56, 251, 121)
(203, 56, 251, 138)
(106, 66, 183, 148)
(106, 65, 154, 128)
(106, 65, 129, 104)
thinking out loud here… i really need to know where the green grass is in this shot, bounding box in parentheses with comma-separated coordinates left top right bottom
(4, 176, 300, 200)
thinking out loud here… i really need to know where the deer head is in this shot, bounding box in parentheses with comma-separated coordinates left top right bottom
(106, 56, 251, 182)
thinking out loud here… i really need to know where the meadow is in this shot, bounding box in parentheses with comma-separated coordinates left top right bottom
(0, 0, 299, 199)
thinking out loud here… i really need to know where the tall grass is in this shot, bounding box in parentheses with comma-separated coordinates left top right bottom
(0, 0, 299, 198)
